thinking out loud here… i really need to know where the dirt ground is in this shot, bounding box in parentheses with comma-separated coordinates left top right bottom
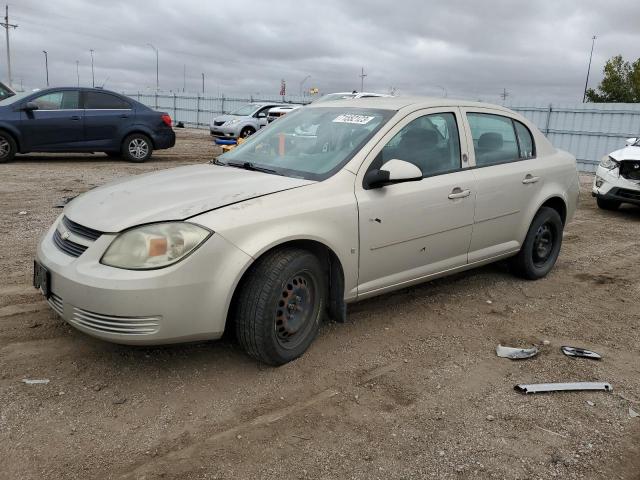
(1, 129, 639, 480)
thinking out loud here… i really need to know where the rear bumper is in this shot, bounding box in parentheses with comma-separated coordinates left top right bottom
(153, 130, 176, 150)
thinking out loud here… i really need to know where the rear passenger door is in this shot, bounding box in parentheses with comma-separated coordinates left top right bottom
(459, 109, 542, 262)
(82, 91, 134, 149)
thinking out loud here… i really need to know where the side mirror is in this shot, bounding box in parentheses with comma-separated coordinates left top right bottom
(625, 137, 638, 146)
(363, 159, 422, 189)
(22, 101, 39, 112)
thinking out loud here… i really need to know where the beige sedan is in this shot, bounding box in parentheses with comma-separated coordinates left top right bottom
(35, 97, 579, 365)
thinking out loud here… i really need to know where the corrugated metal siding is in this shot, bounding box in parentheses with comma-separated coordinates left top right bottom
(508, 102, 640, 173)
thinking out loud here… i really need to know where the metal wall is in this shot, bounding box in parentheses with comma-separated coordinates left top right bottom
(124, 92, 640, 173)
(508, 102, 640, 172)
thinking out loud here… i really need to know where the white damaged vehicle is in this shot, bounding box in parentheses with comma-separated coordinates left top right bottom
(593, 137, 640, 210)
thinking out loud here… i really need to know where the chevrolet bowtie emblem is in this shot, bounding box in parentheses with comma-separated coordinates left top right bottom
(61, 231, 71, 240)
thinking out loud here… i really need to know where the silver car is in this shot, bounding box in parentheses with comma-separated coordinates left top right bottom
(35, 97, 579, 365)
(210, 102, 288, 139)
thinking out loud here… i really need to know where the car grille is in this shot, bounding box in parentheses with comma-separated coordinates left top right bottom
(48, 293, 64, 316)
(213, 120, 225, 126)
(70, 307, 160, 335)
(53, 229, 88, 257)
(62, 216, 102, 241)
(615, 188, 640, 201)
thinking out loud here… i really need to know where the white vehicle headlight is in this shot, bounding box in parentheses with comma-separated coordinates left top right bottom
(226, 119, 241, 125)
(101, 222, 212, 270)
(600, 155, 619, 170)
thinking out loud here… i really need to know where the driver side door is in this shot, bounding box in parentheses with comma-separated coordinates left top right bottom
(355, 108, 476, 296)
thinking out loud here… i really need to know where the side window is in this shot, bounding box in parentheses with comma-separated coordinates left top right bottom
(32, 91, 79, 110)
(514, 120, 535, 159)
(379, 112, 461, 177)
(84, 92, 130, 109)
(467, 113, 519, 167)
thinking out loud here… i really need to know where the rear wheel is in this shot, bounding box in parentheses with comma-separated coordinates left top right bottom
(239, 126, 255, 139)
(0, 131, 17, 163)
(122, 134, 153, 162)
(509, 207, 563, 280)
(233, 248, 326, 366)
(596, 197, 621, 211)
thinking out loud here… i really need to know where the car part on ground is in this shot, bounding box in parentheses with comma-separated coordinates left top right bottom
(561, 346, 602, 360)
(515, 382, 613, 394)
(496, 344, 539, 360)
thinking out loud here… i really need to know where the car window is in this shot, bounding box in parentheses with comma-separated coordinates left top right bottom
(231, 104, 259, 116)
(32, 91, 80, 110)
(514, 120, 535, 159)
(376, 112, 461, 177)
(467, 113, 519, 167)
(84, 91, 130, 109)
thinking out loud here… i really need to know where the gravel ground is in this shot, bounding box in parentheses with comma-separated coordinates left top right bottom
(1, 129, 639, 480)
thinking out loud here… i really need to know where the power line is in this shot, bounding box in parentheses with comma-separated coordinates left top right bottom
(0, 5, 18, 88)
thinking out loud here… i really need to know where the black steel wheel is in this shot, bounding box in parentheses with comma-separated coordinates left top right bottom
(509, 207, 563, 280)
(233, 248, 326, 365)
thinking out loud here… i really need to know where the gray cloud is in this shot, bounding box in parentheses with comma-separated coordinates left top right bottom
(6, 0, 640, 102)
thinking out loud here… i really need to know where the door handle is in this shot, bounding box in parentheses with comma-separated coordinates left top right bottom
(70, 115, 81, 121)
(448, 187, 471, 199)
(522, 174, 540, 184)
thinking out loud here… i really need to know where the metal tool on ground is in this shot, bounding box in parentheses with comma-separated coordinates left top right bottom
(515, 382, 612, 394)
(561, 346, 602, 360)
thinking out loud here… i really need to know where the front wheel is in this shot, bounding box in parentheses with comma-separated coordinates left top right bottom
(0, 131, 17, 163)
(233, 248, 326, 366)
(596, 197, 621, 211)
(509, 207, 563, 280)
(239, 126, 255, 139)
(122, 134, 153, 162)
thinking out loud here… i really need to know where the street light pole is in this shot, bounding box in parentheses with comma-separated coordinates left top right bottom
(201, 73, 204, 94)
(299, 75, 311, 97)
(1, 5, 18, 88)
(42, 50, 49, 87)
(76, 60, 79, 87)
(146, 43, 159, 91)
(90, 49, 95, 88)
(582, 35, 597, 103)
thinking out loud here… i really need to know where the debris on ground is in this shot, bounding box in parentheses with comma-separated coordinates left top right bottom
(629, 407, 640, 418)
(21, 379, 50, 385)
(561, 346, 602, 360)
(18, 211, 27, 215)
(515, 382, 613, 394)
(496, 344, 539, 360)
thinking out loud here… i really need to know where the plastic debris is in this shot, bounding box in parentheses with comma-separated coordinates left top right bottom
(515, 382, 613, 394)
(561, 346, 602, 360)
(496, 344, 539, 360)
(630, 407, 640, 418)
(22, 379, 50, 385)
(18, 211, 27, 215)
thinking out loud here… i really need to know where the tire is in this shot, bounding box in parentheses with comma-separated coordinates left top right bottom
(596, 197, 621, 211)
(122, 133, 153, 162)
(239, 126, 255, 139)
(105, 151, 121, 158)
(509, 207, 563, 280)
(0, 131, 17, 163)
(233, 248, 327, 366)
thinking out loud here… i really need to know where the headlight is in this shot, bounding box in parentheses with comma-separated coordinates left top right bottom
(225, 119, 241, 125)
(101, 222, 212, 270)
(600, 155, 619, 170)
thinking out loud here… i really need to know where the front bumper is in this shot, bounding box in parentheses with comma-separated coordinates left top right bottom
(592, 165, 640, 205)
(209, 123, 241, 138)
(35, 216, 252, 345)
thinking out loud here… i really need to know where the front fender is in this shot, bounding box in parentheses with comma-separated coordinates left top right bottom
(0, 121, 23, 151)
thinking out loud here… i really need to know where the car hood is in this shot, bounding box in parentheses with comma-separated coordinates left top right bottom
(212, 114, 242, 123)
(610, 146, 640, 161)
(64, 164, 314, 232)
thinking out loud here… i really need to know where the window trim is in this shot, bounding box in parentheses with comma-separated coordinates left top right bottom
(363, 110, 464, 185)
(465, 111, 537, 170)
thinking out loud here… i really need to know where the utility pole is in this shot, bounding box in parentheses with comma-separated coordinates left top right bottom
(299, 75, 311, 97)
(582, 35, 597, 103)
(42, 51, 49, 87)
(183, 64, 186, 92)
(90, 49, 95, 87)
(201, 72, 204, 93)
(76, 60, 79, 86)
(359, 67, 367, 92)
(500, 88, 509, 104)
(1, 5, 18, 88)
(146, 43, 159, 91)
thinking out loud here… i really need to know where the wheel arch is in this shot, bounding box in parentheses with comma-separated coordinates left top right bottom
(0, 126, 21, 152)
(539, 196, 567, 225)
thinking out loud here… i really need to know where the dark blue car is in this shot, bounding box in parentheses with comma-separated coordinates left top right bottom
(0, 87, 175, 163)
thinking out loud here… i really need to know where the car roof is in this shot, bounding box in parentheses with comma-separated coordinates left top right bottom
(306, 95, 515, 113)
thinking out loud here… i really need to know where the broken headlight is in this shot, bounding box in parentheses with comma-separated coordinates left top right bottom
(600, 155, 619, 170)
(101, 222, 212, 270)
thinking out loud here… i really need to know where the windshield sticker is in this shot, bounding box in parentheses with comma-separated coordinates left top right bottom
(333, 114, 375, 125)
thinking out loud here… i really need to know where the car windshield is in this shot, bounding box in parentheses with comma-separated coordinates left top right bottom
(217, 107, 394, 180)
(231, 104, 260, 116)
(312, 93, 356, 103)
(0, 91, 30, 106)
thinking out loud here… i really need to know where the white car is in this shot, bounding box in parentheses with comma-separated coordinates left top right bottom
(312, 91, 392, 103)
(34, 97, 579, 365)
(592, 137, 640, 210)
(267, 105, 302, 123)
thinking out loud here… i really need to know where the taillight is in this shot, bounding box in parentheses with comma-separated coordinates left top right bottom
(161, 113, 172, 127)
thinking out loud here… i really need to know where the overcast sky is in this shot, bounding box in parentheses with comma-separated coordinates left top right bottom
(7, 0, 640, 102)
